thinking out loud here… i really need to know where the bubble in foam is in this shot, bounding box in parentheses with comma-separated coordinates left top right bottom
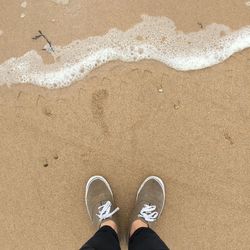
(0, 15, 250, 88)
(20, 13, 25, 18)
(246, 1, 250, 6)
(21, 1, 27, 8)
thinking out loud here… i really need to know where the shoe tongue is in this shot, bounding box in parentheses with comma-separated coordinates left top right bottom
(140, 200, 153, 206)
(100, 200, 110, 206)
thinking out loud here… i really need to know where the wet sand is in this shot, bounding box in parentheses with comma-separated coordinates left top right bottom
(0, 0, 250, 249)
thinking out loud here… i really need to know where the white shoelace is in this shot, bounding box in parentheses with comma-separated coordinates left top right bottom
(96, 201, 119, 221)
(138, 204, 159, 222)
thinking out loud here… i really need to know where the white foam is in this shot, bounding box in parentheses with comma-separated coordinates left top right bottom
(0, 15, 250, 88)
(51, 0, 70, 5)
(246, 1, 250, 7)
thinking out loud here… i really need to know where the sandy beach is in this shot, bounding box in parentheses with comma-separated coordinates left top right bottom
(0, 0, 250, 249)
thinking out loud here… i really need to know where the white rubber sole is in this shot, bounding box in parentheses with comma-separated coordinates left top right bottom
(85, 175, 113, 218)
(136, 176, 166, 215)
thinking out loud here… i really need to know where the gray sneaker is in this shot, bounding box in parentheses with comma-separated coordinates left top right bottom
(85, 176, 119, 229)
(130, 176, 166, 228)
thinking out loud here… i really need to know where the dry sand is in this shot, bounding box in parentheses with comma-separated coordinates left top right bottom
(0, 0, 250, 249)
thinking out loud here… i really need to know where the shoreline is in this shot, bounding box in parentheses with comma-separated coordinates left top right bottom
(0, 1, 250, 249)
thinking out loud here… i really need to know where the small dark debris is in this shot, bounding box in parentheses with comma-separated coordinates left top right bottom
(53, 154, 58, 160)
(42, 158, 49, 167)
(174, 100, 181, 110)
(224, 133, 234, 145)
(197, 22, 203, 29)
(17, 91, 23, 99)
(32, 30, 54, 52)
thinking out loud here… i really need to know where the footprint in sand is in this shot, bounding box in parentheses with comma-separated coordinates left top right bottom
(91, 89, 109, 135)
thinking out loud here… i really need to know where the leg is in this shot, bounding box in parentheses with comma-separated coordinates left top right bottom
(80, 225, 120, 250)
(128, 176, 170, 250)
(129, 226, 169, 250)
(80, 176, 121, 250)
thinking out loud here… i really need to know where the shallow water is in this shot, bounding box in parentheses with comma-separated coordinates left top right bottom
(0, 15, 250, 88)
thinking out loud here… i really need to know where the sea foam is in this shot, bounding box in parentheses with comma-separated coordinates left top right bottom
(0, 15, 250, 88)
(51, 0, 70, 5)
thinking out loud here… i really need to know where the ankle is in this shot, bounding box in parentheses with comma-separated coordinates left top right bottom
(100, 220, 118, 233)
(130, 219, 148, 236)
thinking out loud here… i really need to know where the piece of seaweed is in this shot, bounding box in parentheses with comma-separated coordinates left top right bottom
(32, 30, 54, 52)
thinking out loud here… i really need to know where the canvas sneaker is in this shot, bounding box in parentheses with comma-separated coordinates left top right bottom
(130, 176, 165, 229)
(85, 176, 119, 229)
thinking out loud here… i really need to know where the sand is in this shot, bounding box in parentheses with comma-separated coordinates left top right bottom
(0, 0, 250, 249)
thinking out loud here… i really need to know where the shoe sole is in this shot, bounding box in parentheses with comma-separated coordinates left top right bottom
(136, 176, 166, 216)
(85, 175, 113, 218)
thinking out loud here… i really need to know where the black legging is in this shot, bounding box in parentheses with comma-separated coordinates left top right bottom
(80, 225, 169, 250)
